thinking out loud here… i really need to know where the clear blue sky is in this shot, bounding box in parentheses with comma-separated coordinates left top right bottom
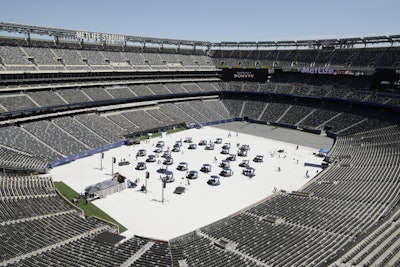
(1, 0, 399, 42)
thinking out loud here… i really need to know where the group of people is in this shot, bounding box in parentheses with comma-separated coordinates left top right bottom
(72, 194, 88, 205)
(227, 131, 239, 138)
(72, 196, 79, 205)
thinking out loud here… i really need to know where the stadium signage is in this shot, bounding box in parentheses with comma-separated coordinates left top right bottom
(302, 67, 334, 74)
(75, 31, 125, 43)
(234, 71, 255, 79)
(222, 68, 268, 82)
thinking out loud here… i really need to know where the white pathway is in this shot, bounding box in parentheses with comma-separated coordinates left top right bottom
(51, 126, 328, 241)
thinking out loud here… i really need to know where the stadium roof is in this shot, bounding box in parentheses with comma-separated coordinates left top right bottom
(0, 22, 211, 48)
(1, 22, 400, 49)
(212, 35, 400, 49)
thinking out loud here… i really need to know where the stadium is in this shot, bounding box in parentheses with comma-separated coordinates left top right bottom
(0, 20, 399, 267)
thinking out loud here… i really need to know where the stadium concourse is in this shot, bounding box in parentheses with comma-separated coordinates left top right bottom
(50, 122, 332, 240)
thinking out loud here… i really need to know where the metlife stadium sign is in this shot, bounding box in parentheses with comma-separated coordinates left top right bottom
(75, 31, 126, 44)
(222, 67, 268, 82)
(301, 67, 334, 74)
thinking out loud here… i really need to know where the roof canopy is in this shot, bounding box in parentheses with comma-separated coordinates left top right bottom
(1, 22, 399, 50)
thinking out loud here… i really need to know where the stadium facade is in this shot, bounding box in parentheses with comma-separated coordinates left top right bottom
(0, 22, 399, 266)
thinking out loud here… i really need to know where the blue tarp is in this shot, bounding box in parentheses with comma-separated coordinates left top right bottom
(48, 140, 127, 168)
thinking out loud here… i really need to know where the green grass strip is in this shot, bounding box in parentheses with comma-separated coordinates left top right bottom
(54, 181, 127, 233)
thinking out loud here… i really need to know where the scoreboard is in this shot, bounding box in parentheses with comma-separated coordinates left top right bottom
(222, 67, 269, 82)
(372, 68, 400, 90)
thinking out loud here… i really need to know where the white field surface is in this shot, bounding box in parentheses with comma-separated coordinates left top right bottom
(51, 126, 328, 241)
